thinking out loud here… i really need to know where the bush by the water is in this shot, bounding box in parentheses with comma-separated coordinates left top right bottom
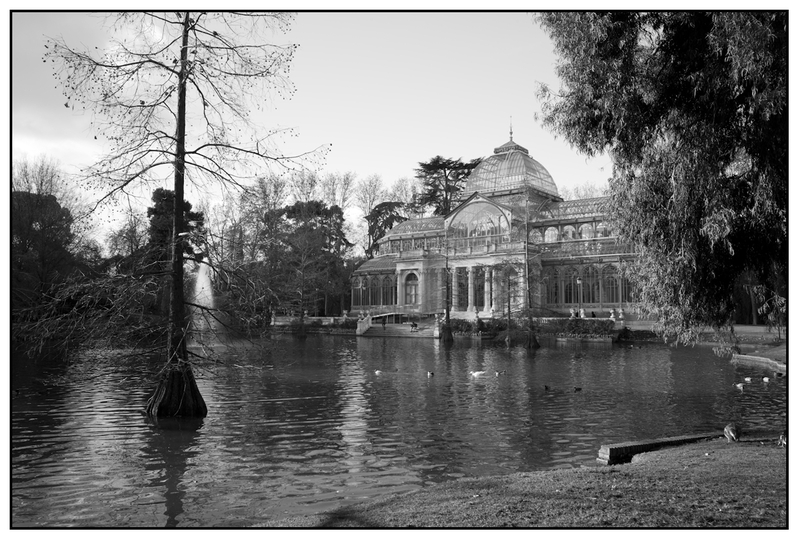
(448, 317, 508, 336)
(539, 317, 615, 337)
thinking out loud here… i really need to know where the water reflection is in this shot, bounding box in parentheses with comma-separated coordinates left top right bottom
(141, 417, 204, 527)
(11, 336, 787, 526)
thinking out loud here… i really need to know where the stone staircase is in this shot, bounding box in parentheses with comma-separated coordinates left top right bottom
(361, 322, 436, 338)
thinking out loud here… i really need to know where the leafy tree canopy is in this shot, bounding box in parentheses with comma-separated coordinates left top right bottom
(146, 188, 205, 262)
(11, 191, 76, 311)
(364, 201, 408, 259)
(537, 12, 787, 344)
(414, 156, 480, 216)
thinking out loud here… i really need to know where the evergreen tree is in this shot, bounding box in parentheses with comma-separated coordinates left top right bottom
(537, 12, 787, 346)
(414, 156, 480, 216)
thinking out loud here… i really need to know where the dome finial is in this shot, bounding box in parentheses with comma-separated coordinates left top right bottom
(509, 116, 513, 141)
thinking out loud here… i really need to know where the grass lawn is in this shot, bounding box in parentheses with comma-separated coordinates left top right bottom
(263, 436, 787, 528)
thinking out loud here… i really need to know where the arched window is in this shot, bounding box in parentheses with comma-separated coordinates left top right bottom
(583, 266, 599, 304)
(544, 226, 559, 242)
(405, 273, 419, 305)
(579, 224, 594, 239)
(352, 277, 362, 306)
(564, 267, 579, 304)
(542, 268, 558, 305)
(448, 202, 510, 240)
(562, 225, 577, 241)
(382, 276, 394, 305)
(596, 222, 609, 238)
(369, 277, 380, 305)
(621, 275, 634, 303)
(530, 229, 544, 243)
(602, 266, 619, 304)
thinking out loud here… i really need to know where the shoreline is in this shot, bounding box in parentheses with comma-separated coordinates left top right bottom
(261, 435, 787, 528)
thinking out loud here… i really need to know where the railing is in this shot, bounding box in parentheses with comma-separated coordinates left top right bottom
(272, 315, 348, 326)
(356, 315, 372, 335)
(540, 239, 632, 259)
(377, 238, 630, 260)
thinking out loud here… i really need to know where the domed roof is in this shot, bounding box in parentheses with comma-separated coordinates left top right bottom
(464, 137, 559, 198)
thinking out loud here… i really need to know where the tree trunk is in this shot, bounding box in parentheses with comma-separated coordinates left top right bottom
(146, 11, 206, 418)
(526, 329, 541, 349)
(144, 361, 208, 417)
(441, 264, 453, 343)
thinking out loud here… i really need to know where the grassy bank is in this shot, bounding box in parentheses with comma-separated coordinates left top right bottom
(263, 436, 786, 528)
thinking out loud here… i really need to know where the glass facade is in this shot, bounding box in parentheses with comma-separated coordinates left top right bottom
(350, 135, 638, 317)
(405, 273, 418, 305)
(448, 202, 510, 240)
(465, 140, 560, 197)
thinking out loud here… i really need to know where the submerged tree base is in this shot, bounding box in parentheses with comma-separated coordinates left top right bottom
(526, 331, 541, 349)
(440, 324, 454, 343)
(144, 361, 208, 418)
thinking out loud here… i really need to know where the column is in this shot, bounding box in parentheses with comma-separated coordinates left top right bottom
(598, 268, 604, 308)
(438, 268, 445, 312)
(418, 269, 426, 310)
(396, 271, 403, 306)
(467, 266, 475, 311)
(491, 267, 501, 311)
(483, 268, 492, 312)
(451, 267, 459, 311)
(518, 272, 527, 309)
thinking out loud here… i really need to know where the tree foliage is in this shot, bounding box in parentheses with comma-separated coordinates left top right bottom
(364, 201, 407, 259)
(202, 182, 355, 332)
(146, 188, 205, 262)
(11, 191, 76, 313)
(276, 200, 353, 317)
(537, 12, 787, 344)
(414, 156, 480, 216)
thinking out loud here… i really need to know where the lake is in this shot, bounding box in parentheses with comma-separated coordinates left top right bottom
(11, 334, 786, 527)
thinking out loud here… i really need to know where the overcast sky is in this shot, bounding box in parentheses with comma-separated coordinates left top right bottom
(11, 11, 615, 204)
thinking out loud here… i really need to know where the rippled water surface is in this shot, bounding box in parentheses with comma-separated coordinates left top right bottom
(11, 335, 786, 527)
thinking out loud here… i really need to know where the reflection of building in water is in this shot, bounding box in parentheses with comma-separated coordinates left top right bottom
(336, 358, 372, 472)
(351, 132, 638, 321)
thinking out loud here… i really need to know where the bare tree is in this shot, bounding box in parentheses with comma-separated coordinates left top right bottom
(352, 174, 386, 253)
(13, 155, 96, 249)
(13, 155, 80, 203)
(105, 208, 149, 259)
(318, 171, 356, 211)
(353, 174, 385, 218)
(387, 176, 421, 218)
(289, 169, 321, 204)
(46, 12, 326, 418)
(558, 181, 608, 201)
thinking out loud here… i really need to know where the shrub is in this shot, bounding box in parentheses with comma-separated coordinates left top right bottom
(333, 317, 358, 329)
(449, 318, 474, 334)
(539, 318, 615, 336)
